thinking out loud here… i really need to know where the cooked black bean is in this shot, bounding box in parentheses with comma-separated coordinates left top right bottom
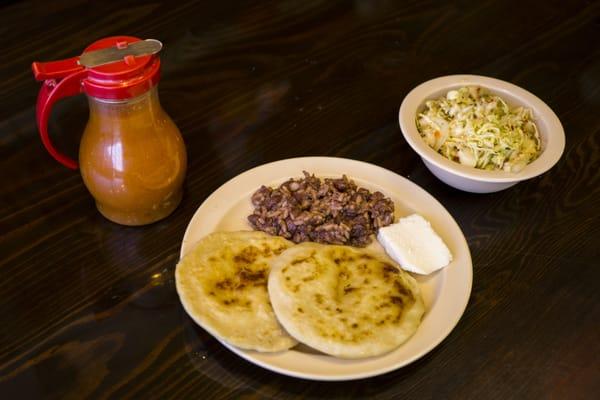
(247, 172, 394, 247)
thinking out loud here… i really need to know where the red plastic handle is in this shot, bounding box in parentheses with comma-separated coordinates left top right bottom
(32, 57, 82, 81)
(33, 59, 86, 169)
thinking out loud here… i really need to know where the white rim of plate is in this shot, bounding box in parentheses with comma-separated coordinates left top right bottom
(177, 157, 472, 381)
(399, 75, 565, 182)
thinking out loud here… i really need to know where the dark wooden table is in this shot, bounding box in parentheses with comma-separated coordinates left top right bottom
(1, 0, 599, 398)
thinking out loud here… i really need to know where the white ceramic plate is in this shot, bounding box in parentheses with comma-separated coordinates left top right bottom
(178, 157, 472, 381)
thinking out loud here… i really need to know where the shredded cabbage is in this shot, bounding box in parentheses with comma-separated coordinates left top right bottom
(416, 86, 541, 172)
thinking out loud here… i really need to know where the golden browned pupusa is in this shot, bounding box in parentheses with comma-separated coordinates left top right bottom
(269, 243, 424, 358)
(176, 231, 298, 352)
(207, 243, 287, 307)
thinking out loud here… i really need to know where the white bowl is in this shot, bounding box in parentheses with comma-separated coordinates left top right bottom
(399, 75, 565, 193)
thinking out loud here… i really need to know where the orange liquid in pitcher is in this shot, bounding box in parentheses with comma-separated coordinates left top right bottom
(79, 87, 187, 225)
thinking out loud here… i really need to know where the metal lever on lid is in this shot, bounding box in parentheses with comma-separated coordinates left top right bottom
(78, 39, 163, 68)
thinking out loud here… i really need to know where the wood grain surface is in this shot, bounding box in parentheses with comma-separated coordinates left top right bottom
(1, 0, 599, 398)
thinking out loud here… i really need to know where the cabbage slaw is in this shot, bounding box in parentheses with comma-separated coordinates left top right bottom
(416, 86, 541, 172)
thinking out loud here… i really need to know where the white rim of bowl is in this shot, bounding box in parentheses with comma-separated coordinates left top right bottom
(399, 75, 565, 183)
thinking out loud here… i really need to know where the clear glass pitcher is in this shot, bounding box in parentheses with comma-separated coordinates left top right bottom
(32, 36, 187, 226)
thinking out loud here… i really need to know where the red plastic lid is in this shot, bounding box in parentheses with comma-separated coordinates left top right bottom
(82, 36, 161, 100)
